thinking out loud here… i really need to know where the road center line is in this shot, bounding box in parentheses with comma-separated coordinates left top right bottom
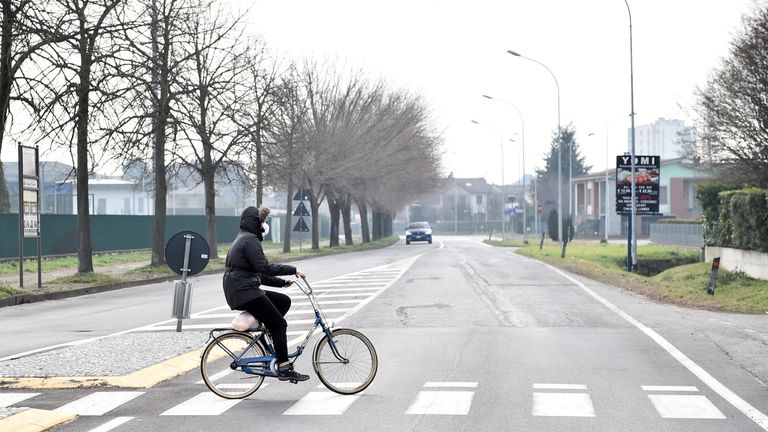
(541, 261, 768, 430)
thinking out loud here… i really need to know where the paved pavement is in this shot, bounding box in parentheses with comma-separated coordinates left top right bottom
(0, 235, 766, 432)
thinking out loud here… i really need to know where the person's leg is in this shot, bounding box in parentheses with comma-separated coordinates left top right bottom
(241, 296, 288, 362)
(264, 290, 291, 317)
(241, 295, 308, 382)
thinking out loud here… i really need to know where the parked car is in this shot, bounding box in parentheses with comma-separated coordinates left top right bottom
(405, 221, 432, 245)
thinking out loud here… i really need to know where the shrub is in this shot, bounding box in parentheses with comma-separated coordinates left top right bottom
(698, 185, 768, 253)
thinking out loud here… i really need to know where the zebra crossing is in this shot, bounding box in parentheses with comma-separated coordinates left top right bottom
(131, 263, 413, 335)
(0, 380, 731, 430)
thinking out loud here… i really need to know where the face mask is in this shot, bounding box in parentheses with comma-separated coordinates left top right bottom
(261, 222, 270, 236)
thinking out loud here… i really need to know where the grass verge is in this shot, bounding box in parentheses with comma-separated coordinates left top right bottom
(0, 282, 22, 297)
(509, 240, 768, 314)
(49, 272, 123, 285)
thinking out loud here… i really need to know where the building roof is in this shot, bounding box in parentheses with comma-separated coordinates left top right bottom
(570, 157, 713, 182)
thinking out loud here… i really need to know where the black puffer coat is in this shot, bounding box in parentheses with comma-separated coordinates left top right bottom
(223, 206, 296, 309)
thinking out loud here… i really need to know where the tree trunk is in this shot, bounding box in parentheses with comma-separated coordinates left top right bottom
(150, 1, 167, 265)
(76, 49, 93, 273)
(309, 192, 320, 250)
(203, 162, 217, 259)
(328, 193, 340, 247)
(255, 129, 263, 206)
(341, 194, 353, 245)
(372, 210, 381, 241)
(0, 0, 14, 213)
(283, 177, 293, 253)
(356, 198, 370, 243)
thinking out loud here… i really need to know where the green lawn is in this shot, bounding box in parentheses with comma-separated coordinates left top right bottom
(505, 240, 768, 314)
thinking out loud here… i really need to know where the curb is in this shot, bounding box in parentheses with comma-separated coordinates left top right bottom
(0, 348, 203, 390)
(0, 408, 75, 432)
(0, 238, 399, 309)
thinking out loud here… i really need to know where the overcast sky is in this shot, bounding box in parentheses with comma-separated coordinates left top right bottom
(230, 0, 754, 184)
(3, 0, 755, 186)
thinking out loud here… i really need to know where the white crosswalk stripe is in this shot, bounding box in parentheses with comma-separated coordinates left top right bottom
(54, 392, 144, 416)
(283, 390, 360, 415)
(160, 392, 242, 416)
(405, 382, 477, 415)
(532, 383, 596, 417)
(0, 392, 39, 408)
(86, 416, 134, 432)
(642, 385, 726, 419)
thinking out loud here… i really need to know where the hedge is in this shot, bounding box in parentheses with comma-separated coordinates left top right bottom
(697, 185, 768, 253)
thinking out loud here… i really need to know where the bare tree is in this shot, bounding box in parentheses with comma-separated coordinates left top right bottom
(694, 3, 768, 186)
(28, 0, 126, 273)
(173, 2, 247, 258)
(112, 0, 205, 265)
(0, 1, 70, 212)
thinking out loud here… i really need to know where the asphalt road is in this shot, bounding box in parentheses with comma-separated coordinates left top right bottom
(3, 235, 768, 432)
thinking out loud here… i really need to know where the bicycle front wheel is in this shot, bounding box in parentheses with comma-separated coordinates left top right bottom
(312, 328, 378, 395)
(200, 331, 266, 399)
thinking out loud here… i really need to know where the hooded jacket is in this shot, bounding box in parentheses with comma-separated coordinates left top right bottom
(223, 206, 297, 309)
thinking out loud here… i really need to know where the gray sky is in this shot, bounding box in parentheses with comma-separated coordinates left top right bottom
(3, 0, 755, 185)
(233, 0, 753, 183)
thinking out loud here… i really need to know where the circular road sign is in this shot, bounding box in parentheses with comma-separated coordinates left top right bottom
(164, 231, 210, 276)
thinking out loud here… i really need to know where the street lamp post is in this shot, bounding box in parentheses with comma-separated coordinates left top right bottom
(482, 94, 528, 244)
(471, 120, 505, 240)
(506, 49, 562, 245)
(624, 0, 638, 272)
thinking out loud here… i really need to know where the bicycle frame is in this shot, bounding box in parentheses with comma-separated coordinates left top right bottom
(206, 277, 350, 378)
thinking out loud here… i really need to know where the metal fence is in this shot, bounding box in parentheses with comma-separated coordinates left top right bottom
(650, 223, 703, 247)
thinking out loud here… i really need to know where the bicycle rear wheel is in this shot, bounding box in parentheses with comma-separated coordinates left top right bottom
(312, 328, 378, 395)
(200, 331, 266, 399)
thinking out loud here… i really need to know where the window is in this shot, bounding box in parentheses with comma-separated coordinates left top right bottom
(97, 198, 107, 215)
(659, 186, 668, 205)
(476, 195, 483, 205)
(138, 198, 144, 214)
(124, 198, 131, 215)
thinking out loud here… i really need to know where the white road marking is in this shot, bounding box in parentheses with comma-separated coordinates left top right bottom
(311, 287, 384, 292)
(0, 392, 39, 407)
(647, 394, 726, 419)
(642, 385, 699, 392)
(86, 417, 134, 432)
(161, 392, 241, 416)
(55, 392, 144, 416)
(405, 391, 475, 415)
(283, 392, 360, 415)
(424, 382, 478, 388)
(532, 392, 596, 417)
(541, 262, 768, 430)
(533, 383, 588, 390)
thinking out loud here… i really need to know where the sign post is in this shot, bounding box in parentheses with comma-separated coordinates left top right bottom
(18, 145, 42, 289)
(616, 155, 661, 272)
(165, 231, 209, 332)
(707, 257, 721, 295)
(292, 186, 311, 251)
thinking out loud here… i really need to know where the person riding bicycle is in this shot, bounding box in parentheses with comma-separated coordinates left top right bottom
(223, 205, 309, 382)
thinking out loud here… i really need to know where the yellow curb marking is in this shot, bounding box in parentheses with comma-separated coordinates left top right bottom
(0, 348, 204, 389)
(0, 408, 75, 432)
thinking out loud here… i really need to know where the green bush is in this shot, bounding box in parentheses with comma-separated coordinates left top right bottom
(697, 185, 768, 253)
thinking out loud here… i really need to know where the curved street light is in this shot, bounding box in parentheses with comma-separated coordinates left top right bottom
(506, 49, 563, 245)
(482, 95, 528, 244)
(471, 119, 505, 240)
(624, 0, 638, 272)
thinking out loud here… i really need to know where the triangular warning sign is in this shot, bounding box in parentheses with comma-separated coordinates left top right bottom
(292, 217, 310, 232)
(293, 186, 309, 201)
(293, 201, 310, 217)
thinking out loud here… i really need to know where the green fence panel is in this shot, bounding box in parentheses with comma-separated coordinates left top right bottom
(0, 214, 241, 259)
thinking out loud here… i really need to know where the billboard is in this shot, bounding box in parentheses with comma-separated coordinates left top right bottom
(616, 155, 661, 215)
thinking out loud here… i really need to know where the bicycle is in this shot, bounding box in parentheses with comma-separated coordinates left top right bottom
(200, 276, 378, 399)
